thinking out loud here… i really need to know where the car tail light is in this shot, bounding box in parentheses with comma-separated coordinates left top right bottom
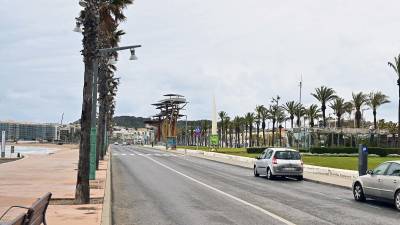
(272, 157, 277, 164)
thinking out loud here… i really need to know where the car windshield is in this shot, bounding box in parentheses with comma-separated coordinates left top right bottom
(274, 151, 301, 160)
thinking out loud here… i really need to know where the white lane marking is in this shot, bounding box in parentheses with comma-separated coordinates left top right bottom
(113, 153, 119, 156)
(142, 155, 296, 225)
(121, 154, 127, 156)
(129, 153, 135, 156)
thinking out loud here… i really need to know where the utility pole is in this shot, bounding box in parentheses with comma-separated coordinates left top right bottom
(298, 75, 303, 150)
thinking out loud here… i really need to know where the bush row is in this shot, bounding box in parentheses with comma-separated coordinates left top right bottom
(246, 147, 308, 154)
(309, 147, 400, 157)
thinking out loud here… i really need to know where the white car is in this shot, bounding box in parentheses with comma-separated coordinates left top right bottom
(114, 142, 119, 145)
(254, 148, 304, 180)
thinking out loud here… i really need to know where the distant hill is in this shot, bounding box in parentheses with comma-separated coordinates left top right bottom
(113, 116, 150, 128)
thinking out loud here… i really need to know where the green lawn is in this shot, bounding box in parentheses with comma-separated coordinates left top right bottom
(177, 146, 400, 171)
(302, 156, 400, 170)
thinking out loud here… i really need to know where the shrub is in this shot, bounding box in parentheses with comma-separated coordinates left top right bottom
(309, 147, 400, 157)
(246, 147, 268, 154)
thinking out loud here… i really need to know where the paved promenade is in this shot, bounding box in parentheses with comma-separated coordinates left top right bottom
(0, 144, 107, 225)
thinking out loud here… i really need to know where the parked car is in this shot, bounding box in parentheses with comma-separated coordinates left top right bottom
(353, 161, 400, 211)
(254, 148, 303, 180)
(114, 142, 119, 145)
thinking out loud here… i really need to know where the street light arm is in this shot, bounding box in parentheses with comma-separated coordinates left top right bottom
(99, 45, 142, 54)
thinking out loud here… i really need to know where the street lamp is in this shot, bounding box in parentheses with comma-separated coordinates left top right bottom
(73, 22, 82, 33)
(88, 44, 141, 179)
(129, 49, 138, 60)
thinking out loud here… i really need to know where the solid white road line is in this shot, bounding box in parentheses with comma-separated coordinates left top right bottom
(130, 153, 135, 156)
(142, 155, 296, 225)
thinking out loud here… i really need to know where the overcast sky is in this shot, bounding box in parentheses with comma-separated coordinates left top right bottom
(1, 0, 400, 123)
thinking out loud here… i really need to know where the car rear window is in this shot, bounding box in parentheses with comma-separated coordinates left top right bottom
(274, 151, 301, 160)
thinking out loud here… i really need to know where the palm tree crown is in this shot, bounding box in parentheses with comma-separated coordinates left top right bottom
(368, 92, 390, 129)
(351, 92, 368, 128)
(306, 104, 321, 127)
(311, 86, 337, 127)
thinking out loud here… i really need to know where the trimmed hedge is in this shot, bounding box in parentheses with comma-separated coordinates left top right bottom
(247, 147, 306, 154)
(310, 147, 400, 157)
(246, 147, 268, 154)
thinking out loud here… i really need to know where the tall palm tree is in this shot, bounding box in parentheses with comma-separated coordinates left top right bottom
(245, 113, 255, 147)
(75, 0, 100, 204)
(282, 101, 299, 129)
(306, 104, 321, 127)
(388, 54, 400, 145)
(276, 108, 286, 147)
(218, 111, 227, 147)
(255, 105, 264, 146)
(269, 105, 280, 146)
(329, 97, 352, 128)
(351, 92, 368, 128)
(311, 86, 337, 127)
(368, 92, 390, 130)
(224, 116, 231, 147)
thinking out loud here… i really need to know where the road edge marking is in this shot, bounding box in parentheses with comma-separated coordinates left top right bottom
(142, 154, 296, 225)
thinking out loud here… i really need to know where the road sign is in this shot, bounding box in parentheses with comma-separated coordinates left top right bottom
(210, 135, 219, 146)
(195, 127, 201, 136)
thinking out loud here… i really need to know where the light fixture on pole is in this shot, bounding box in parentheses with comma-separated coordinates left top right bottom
(73, 22, 82, 33)
(79, 0, 87, 7)
(129, 49, 138, 60)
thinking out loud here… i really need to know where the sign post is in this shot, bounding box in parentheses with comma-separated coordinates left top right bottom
(1, 131, 5, 158)
(358, 144, 368, 176)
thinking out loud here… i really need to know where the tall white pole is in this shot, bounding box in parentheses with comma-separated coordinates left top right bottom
(212, 95, 217, 135)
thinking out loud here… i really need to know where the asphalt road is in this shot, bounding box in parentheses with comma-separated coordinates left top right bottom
(111, 145, 400, 225)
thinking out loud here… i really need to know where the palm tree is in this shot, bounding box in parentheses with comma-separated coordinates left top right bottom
(75, 0, 100, 204)
(329, 97, 352, 128)
(306, 104, 321, 127)
(260, 106, 269, 146)
(245, 113, 255, 147)
(282, 101, 299, 129)
(218, 111, 227, 147)
(388, 55, 400, 145)
(255, 105, 265, 146)
(351, 92, 368, 128)
(295, 104, 306, 127)
(368, 92, 390, 130)
(224, 116, 231, 147)
(311, 86, 337, 127)
(269, 105, 279, 146)
(276, 109, 286, 147)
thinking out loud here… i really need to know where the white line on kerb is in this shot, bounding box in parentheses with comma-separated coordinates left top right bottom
(143, 155, 296, 225)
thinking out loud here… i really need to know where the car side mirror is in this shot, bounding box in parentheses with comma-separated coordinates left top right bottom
(366, 170, 374, 175)
(256, 156, 261, 160)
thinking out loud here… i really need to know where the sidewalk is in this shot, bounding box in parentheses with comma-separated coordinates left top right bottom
(0, 144, 108, 225)
(149, 145, 353, 189)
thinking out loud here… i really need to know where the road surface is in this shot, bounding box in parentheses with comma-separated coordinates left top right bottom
(111, 145, 400, 225)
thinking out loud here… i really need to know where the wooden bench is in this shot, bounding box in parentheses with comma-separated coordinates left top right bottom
(0, 193, 52, 225)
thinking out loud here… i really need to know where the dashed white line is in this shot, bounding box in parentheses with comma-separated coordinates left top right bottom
(142, 154, 296, 225)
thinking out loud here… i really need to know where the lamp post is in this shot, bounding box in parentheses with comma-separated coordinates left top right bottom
(89, 44, 141, 180)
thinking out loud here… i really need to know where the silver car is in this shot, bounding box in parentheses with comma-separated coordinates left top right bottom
(353, 161, 400, 211)
(254, 148, 303, 180)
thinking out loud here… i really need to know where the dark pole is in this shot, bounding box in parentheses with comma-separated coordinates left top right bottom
(398, 79, 400, 147)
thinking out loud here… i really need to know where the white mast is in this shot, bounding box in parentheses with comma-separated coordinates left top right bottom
(212, 95, 217, 135)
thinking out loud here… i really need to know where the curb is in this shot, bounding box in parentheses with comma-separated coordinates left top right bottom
(101, 150, 112, 225)
(303, 178, 352, 190)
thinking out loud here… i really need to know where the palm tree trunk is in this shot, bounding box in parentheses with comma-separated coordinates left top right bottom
(262, 121, 266, 146)
(322, 104, 326, 127)
(398, 78, 400, 147)
(290, 115, 294, 129)
(249, 125, 253, 147)
(373, 110, 377, 130)
(75, 1, 99, 204)
(272, 120, 275, 147)
(256, 124, 260, 146)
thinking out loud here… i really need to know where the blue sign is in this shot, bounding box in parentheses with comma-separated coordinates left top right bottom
(362, 146, 368, 153)
(195, 127, 201, 136)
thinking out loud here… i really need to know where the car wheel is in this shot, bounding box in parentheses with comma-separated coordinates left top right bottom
(395, 191, 400, 211)
(254, 166, 259, 177)
(296, 175, 303, 181)
(353, 182, 366, 202)
(266, 168, 274, 180)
